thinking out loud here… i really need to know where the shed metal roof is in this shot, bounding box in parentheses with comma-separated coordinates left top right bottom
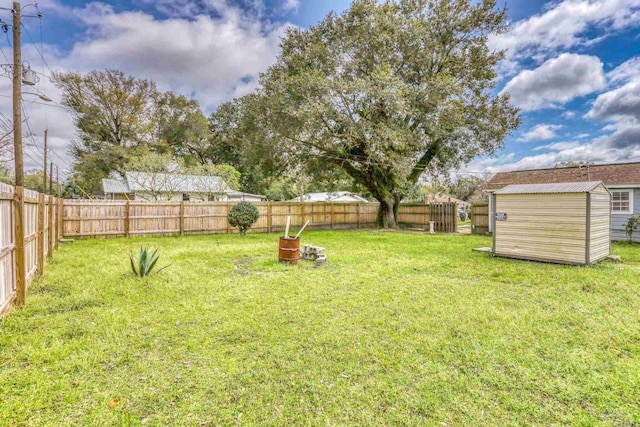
(493, 181, 607, 195)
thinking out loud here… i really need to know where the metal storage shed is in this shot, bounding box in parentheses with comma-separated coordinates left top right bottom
(492, 181, 611, 265)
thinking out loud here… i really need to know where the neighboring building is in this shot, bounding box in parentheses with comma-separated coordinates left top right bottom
(227, 191, 267, 202)
(425, 193, 470, 210)
(486, 161, 640, 241)
(288, 191, 369, 203)
(102, 172, 266, 202)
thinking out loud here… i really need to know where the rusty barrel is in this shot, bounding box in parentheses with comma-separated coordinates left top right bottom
(279, 237, 300, 265)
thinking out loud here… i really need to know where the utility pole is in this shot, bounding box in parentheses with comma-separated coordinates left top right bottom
(42, 129, 47, 194)
(49, 161, 53, 195)
(12, 2, 27, 307)
(12, 1, 26, 307)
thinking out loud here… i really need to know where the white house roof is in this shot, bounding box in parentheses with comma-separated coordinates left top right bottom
(124, 172, 231, 193)
(102, 178, 130, 194)
(103, 172, 232, 194)
(289, 192, 369, 202)
(494, 181, 607, 195)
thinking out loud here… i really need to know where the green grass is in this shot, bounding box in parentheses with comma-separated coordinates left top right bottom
(1, 231, 640, 426)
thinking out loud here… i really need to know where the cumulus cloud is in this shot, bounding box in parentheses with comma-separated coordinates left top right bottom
(282, 0, 300, 11)
(501, 53, 606, 111)
(490, 0, 640, 61)
(533, 140, 581, 151)
(49, 2, 292, 110)
(518, 124, 563, 142)
(607, 56, 640, 85)
(587, 81, 640, 122)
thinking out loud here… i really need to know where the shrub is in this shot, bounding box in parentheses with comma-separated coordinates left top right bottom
(625, 216, 640, 242)
(228, 201, 259, 235)
(129, 246, 169, 277)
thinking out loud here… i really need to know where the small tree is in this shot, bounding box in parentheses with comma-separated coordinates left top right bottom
(228, 202, 259, 236)
(625, 216, 640, 243)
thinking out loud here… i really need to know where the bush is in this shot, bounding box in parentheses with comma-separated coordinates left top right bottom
(228, 201, 259, 235)
(625, 216, 640, 242)
(458, 211, 468, 222)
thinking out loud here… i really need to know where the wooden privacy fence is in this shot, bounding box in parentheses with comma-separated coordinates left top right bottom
(0, 182, 63, 316)
(63, 200, 458, 238)
(471, 202, 489, 235)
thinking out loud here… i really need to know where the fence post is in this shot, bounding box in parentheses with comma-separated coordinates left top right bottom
(53, 198, 59, 249)
(47, 196, 53, 258)
(124, 201, 130, 237)
(453, 203, 458, 233)
(330, 202, 335, 230)
(226, 202, 231, 234)
(179, 201, 185, 235)
(37, 193, 44, 276)
(56, 198, 63, 244)
(267, 202, 272, 233)
(300, 199, 305, 226)
(356, 203, 360, 229)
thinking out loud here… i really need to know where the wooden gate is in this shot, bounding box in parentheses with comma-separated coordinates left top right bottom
(471, 203, 489, 235)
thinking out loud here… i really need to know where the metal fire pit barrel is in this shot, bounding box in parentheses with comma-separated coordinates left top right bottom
(279, 237, 300, 265)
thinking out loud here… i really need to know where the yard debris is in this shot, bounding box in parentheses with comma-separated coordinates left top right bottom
(606, 255, 621, 262)
(284, 216, 291, 238)
(294, 220, 311, 239)
(107, 398, 120, 408)
(302, 245, 327, 266)
(472, 247, 492, 253)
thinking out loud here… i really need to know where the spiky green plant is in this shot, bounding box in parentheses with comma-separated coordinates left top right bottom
(129, 246, 170, 277)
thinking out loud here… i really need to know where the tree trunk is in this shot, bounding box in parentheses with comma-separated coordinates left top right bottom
(376, 196, 399, 229)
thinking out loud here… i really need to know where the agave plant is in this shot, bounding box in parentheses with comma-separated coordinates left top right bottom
(129, 246, 169, 277)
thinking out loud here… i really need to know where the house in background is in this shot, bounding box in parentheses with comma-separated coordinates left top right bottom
(102, 172, 266, 202)
(486, 161, 640, 241)
(288, 191, 369, 203)
(425, 193, 470, 210)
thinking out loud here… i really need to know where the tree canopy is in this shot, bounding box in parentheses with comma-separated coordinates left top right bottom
(234, 0, 519, 226)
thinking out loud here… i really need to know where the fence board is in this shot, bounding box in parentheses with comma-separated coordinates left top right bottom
(471, 203, 489, 235)
(61, 200, 458, 238)
(0, 183, 61, 316)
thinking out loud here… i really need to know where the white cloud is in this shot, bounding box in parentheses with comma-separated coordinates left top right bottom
(587, 81, 640, 123)
(501, 53, 605, 111)
(282, 0, 300, 11)
(533, 140, 581, 151)
(607, 56, 640, 85)
(561, 110, 577, 119)
(490, 0, 640, 62)
(518, 124, 563, 142)
(50, 2, 292, 110)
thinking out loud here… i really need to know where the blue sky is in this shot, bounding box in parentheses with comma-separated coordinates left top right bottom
(1, 0, 639, 177)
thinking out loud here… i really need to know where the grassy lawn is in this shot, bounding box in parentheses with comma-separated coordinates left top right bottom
(1, 231, 639, 426)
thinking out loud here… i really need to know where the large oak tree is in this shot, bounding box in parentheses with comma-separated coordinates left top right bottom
(248, 0, 519, 227)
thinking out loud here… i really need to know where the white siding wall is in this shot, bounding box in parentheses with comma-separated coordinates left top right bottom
(132, 192, 228, 202)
